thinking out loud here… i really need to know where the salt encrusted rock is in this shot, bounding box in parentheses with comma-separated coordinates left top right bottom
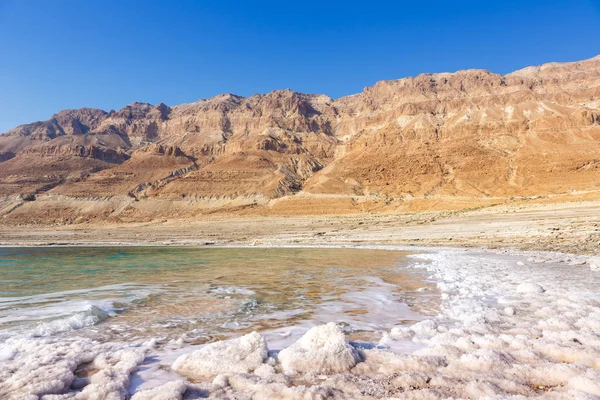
(516, 282, 545, 294)
(172, 331, 267, 379)
(277, 323, 361, 375)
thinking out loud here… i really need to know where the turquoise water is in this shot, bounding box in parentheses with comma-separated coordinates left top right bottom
(0, 247, 438, 344)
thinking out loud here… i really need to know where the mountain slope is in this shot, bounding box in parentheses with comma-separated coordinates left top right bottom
(1, 55, 600, 223)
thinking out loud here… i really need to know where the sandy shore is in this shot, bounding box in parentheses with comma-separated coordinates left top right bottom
(1, 200, 599, 254)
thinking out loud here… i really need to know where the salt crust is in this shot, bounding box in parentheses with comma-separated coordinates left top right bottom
(171, 331, 267, 379)
(0, 336, 146, 400)
(130, 380, 187, 400)
(2, 248, 600, 399)
(277, 322, 361, 375)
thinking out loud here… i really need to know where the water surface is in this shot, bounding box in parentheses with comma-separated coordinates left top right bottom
(0, 247, 438, 345)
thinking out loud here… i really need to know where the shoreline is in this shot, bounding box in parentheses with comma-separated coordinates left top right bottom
(4, 246, 600, 399)
(1, 200, 599, 255)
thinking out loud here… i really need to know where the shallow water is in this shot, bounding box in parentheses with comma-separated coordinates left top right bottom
(3, 247, 600, 399)
(0, 247, 438, 345)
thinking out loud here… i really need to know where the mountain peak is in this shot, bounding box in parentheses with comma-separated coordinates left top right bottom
(1, 54, 600, 222)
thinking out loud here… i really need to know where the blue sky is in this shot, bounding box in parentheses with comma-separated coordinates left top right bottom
(1, 0, 599, 132)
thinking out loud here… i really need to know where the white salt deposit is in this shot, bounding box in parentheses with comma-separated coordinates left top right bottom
(516, 282, 546, 293)
(0, 336, 148, 400)
(130, 380, 187, 400)
(504, 306, 516, 316)
(378, 248, 600, 398)
(389, 318, 442, 339)
(172, 331, 267, 379)
(3, 247, 600, 399)
(277, 322, 361, 375)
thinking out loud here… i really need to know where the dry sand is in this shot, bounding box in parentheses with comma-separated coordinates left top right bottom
(1, 200, 599, 255)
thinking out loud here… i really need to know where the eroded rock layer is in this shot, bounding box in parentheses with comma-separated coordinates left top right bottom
(2, 55, 600, 223)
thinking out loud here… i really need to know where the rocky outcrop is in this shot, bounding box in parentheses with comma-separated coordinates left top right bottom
(19, 144, 129, 163)
(5, 108, 108, 141)
(136, 144, 187, 158)
(1, 55, 600, 222)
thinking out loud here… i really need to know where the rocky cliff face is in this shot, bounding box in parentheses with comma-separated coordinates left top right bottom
(1, 55, 600, 223)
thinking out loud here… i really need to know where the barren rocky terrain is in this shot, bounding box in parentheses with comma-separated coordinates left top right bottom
(1, 55, 600, 224)
(1, 200, 599, 256)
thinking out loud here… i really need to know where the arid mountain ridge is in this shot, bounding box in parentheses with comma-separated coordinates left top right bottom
(1, 55, 600, 224)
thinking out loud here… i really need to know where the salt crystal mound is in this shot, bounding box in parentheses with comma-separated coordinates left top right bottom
(389, 318, 442, 339)
(172, 331, 267, 379)
(277, 322, 362, 375)
(516, 282, 545, 293)
(0, 336, 147, 400)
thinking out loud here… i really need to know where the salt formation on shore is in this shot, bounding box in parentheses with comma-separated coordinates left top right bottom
(130, 380, 187, 400)
(516, 282, 546, 293)
(172, 331, 267, 379)
(277, 322, 361, 375)
(2, 248, 600, 399)
(0, 336, 147, 400)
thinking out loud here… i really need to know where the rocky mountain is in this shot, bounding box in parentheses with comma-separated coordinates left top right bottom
(1, 55, 600, 224)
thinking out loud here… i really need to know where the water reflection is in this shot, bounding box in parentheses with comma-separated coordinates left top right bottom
(0, 247, 439, 344)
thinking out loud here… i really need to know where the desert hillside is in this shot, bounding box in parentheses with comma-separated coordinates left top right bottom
(1, 55, 600, 224)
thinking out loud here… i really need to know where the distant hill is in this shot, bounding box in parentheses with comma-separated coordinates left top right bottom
(2, 55, 600, 224)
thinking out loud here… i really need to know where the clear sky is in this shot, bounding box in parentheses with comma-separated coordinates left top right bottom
(1, 0, 599, 132)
